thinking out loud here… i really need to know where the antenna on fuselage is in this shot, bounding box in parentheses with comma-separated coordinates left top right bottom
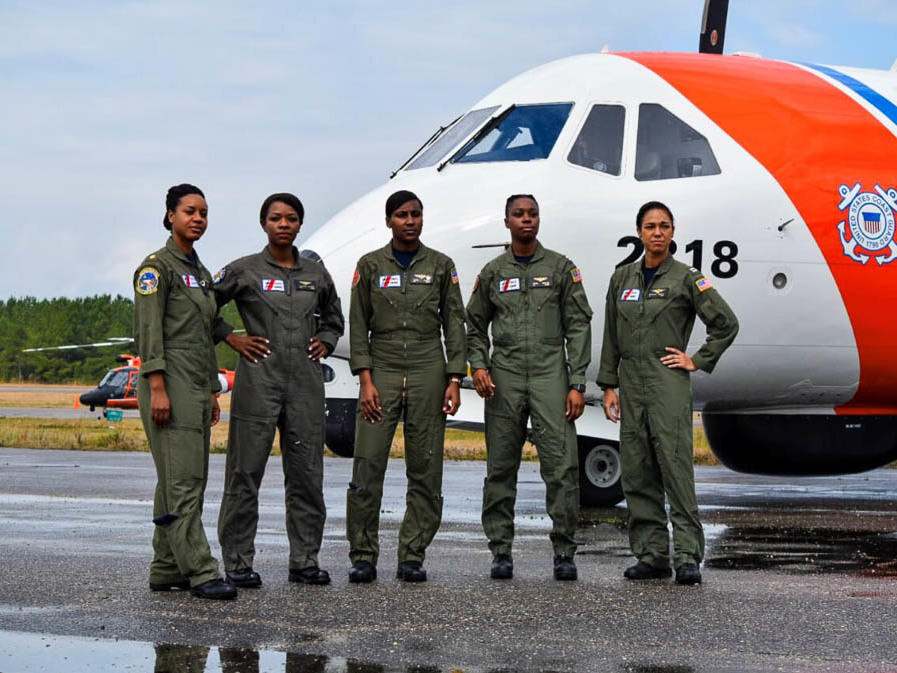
(699, 0, 729, 54)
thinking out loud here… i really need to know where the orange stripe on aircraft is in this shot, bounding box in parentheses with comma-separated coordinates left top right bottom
(624, 53, 897, 413)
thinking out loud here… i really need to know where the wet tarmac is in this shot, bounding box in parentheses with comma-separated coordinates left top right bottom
(1, 448, 896, 672)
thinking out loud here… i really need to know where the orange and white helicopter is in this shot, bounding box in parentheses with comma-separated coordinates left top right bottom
(23, 339, 235, 412)
(309, 0, 897, 505)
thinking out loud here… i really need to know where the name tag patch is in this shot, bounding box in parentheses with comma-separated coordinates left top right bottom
(262, 278, 286, 292)
(295, 279, 317, 292)
(181, 274, 200, 289)
(647, 288, 669, 299)
(378, 274, 402, 289)
(620, 288, 641, 302)
(499, 277, 521, 293)
(410, 273, 433, 285)
(530, 275, 552, 288)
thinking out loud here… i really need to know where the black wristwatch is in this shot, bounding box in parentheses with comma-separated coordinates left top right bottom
(569, 384, 586, 393)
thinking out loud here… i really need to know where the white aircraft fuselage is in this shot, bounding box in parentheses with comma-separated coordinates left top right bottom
(307, 52, 897, 504)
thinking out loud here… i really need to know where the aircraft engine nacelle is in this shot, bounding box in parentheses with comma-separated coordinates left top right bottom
(703, 412, 897, 475)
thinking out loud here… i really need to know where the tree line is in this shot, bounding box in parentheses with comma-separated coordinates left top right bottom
(0, 296, 243, 383)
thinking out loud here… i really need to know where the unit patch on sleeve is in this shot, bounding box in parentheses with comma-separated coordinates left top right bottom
(530, 275, 552, 288)
(451, 268, 460, 284)
(571, 267, 583, 283)
(212, 267, 227, 285)
(499, 277, 521, 293)
(181, 274, 200, 288)
(136, 267, 160, 295)
(409, 273, 433, 285)
(295, 279, 317, 292)
(647, 287, 669, 299)
(261, 278, 286, 292)
(378, 274, 402, 289)
(352, 268, 360, 287)
(695, 277, 713, 292)
(620, 288, 641, 302)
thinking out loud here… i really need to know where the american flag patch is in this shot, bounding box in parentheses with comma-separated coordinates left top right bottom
(378, 274, 402, 289)
(451, 268, 459, 284)
(620, 288, 641, 302)
(352, 268, 360, 287)
(499, 277, 521, 293)
(571, 267, 583, 283)
(695, 277, 713, 292)
(261, 278, 286, 292)
(181, 274, 200, 288)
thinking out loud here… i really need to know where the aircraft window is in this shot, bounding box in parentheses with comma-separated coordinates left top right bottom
(452, 103, 573, 164)
(406, 106, 499, 170)
(567, 104, 625, 175)
(100, 369, 129, 388)
(635, 104, 721, 181)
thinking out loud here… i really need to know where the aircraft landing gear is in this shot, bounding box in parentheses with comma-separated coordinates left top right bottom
(578, 437, 624, 507)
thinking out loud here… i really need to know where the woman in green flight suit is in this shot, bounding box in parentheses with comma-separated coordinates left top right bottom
(346, 190, 467, 583)
(133, 183, 236, 600)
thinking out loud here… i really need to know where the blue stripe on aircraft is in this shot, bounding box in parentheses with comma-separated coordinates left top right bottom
(804, 62, 897, 128)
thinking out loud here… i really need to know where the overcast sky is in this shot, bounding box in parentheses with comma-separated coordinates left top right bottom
(2, 0, 896, 299)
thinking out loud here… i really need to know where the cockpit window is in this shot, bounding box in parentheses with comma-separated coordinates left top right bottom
(567, 104, 625, 175)
(99, 369, 129, 388)
(406, 106, 500, 170)
(635, 104, 721, 181)
(452, 103, 573, 164)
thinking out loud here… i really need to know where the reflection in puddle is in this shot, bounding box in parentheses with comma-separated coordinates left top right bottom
(706, 526, 897, 576)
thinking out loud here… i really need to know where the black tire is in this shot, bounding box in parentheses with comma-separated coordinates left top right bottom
(578, 437, 624, 507)
(324, 398, 357, 458)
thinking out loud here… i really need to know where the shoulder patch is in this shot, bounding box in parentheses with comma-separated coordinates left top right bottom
(571, 267, 583, 283)
(695, 277, 713, 292)
(213, 267, 227, 285)
(451, 268, 459, 284)
(136, 267, 160, 295)
(352, 268, 360, 287)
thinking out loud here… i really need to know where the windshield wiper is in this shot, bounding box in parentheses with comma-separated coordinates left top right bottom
(390, 114, 462, 179)
(437, 105, 515, 172)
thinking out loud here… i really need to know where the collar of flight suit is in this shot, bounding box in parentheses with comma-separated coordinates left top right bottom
(164, 236, 204, 268)
(260, 244, 301, 270)
(377, 240, 431, 268)
(500, 240, 546, 266)
(634, 252, 676, 285)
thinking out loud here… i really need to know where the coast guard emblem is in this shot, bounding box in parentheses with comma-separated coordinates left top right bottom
(837, 182, 897, 266)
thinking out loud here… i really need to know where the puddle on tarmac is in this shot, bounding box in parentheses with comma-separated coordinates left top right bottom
(0, 630, 708, 672)
(705, 526, 897, 576)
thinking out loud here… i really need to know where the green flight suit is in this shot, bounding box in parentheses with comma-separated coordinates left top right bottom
(597, 255, 738, 568)
(347, 242, 467, 566)
(212, 247, 344, 573)
(134, 237, 222, 588)
(466, 243, 593, 558)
